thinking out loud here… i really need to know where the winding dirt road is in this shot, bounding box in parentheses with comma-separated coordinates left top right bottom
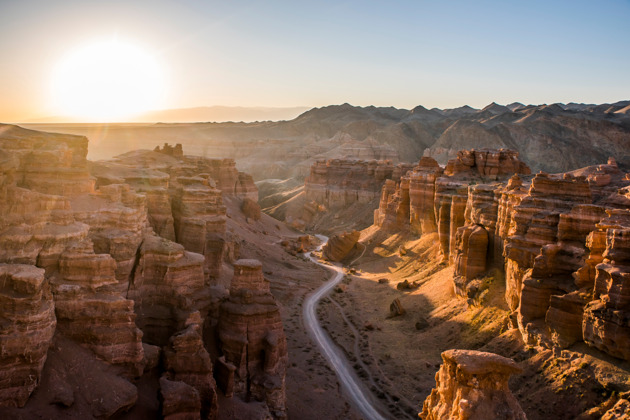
(304, 235, 390, 420)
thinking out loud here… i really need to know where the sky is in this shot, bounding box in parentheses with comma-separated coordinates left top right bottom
(1, 0, 629, 121)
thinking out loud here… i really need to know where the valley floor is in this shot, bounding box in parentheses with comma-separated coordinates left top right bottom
(313, 228, 630, 419)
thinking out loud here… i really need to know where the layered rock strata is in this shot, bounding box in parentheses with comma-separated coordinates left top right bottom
(322, 230, 361, 262)
(171, 176, 227, 280)
(163, 312, 218, 419)
(0, 126, 273, 418)
(420, 349, 526, 420)
(217, 260, 288, 418)
(0, 265, 56, 407)
(52, 241, 145, 376)
(305, 158, 414, 209)
(372, 149, 630, 360)
(582, 209, 630, 360)
(128, 235, 210, 346)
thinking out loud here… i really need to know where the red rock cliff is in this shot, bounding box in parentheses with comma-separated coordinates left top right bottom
(372, 148, 630, 361)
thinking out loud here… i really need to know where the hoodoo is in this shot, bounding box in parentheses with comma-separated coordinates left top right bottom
(216, 259, 288, 418)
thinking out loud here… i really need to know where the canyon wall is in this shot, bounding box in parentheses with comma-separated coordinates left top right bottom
(372, 149, 630, 361)
(304, 158, 414, 209)
(0, 128, 285, 418)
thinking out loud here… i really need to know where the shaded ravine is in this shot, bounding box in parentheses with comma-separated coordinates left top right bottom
(304, 235, 391, 420)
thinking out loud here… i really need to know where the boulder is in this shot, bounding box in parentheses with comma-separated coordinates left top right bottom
(322, 230, 360, 262)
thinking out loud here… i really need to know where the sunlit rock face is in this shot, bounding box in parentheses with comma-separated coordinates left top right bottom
(305, 158, 414, 209)
(0, 126, 268, 414)
(1, 125, 95, 197)
(370, 148, 630, 360)
(583, 210, 630, 360)
(408, 157, 443, 234)
(70, 183, 148, 288)
(322, 230, 361, 262)
(170, 156, 259, 201)
(91, 147, 260, 282)
(217, 260, 288, 418)
(420, 349, 526, 420)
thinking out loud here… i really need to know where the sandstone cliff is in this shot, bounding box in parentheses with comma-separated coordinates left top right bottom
(371, 149, 630, 362)
(304, 158, 413, 209)
(0, 126, 286, 420)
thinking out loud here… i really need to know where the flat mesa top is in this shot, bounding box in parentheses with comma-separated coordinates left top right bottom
(234, 259, 262, 268)
(442, 349, 522, 375)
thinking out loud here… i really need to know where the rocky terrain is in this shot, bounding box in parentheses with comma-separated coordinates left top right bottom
(3, 107, 630, 420)
(303, 147, 630, 419)
(0, 124, 362, 419)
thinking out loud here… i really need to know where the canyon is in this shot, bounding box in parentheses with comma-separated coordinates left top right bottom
(272, 146, 630, 419)
(0, 124, 315, 419)
(1, 102, 630, 420)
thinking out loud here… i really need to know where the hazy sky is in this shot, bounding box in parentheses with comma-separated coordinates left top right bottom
(1, 0, 629, 121)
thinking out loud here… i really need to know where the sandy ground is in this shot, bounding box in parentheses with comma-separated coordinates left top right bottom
(311, 226, 630, 419)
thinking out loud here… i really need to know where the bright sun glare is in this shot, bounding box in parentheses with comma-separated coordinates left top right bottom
(51, 39, 166, 121)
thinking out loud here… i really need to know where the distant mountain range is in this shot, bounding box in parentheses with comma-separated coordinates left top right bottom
(20, 100, 630, 178)
(20, 106, 312, 123)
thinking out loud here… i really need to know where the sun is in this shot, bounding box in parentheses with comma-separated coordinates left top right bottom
(51, 38, 166, 121)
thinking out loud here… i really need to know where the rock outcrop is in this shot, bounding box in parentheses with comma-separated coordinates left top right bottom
(170, 175, 227, 280)
(52, 241, 145, 376)
(128, 235, 210, 346)
(408, 157, 444, 234)
(160, 376, 202, 420)
(420, 349, 526, 420)
(305, 158, 414, 209)
(322, 230, 361, 262)
(0, 265, 56, 407)
(582, 209, 630, 360)
(163, 312, 218, 419)
(0, 125, 278, 418)
(372, 149, 630, 361)
(217, 260, 288, 418)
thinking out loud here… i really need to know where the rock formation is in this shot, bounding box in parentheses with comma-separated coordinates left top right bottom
(127, 234, 210, 345)
(155, 142, 184, 158)
(582, 209, 630, 360)
(241, 197, 262, 220)
(305, 158, 414, 209)
(0, 125, 283, 420)
(217, 260, 288, 418)
(52, 240, 145, 376)
(371, 149, 630, 361)
(160, 376, 202, 420)
(408, 157, 444, 234)
(163, 312, 218, 419)
(420, 349, 526, 420)
(170, 175, 227, 280)
(322, 230, 361, 262)
(0, 265, 56, 407)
